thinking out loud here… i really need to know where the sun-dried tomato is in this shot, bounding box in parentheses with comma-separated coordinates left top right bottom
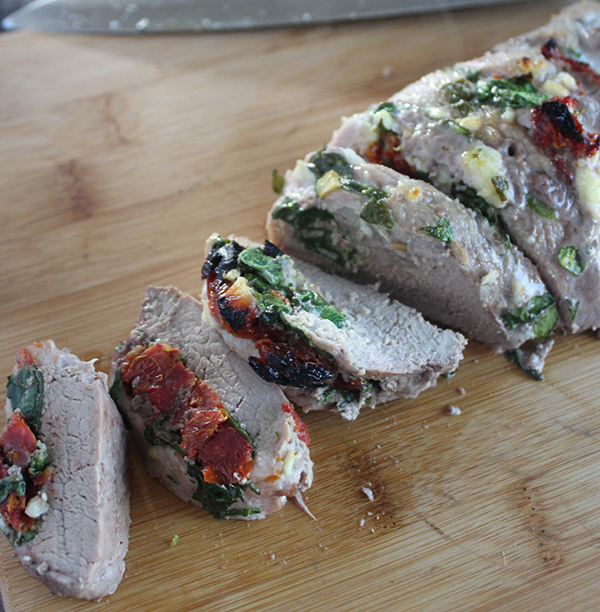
(532, 96, 600, 180)
(0, 412, 38, 467)
(147, 362, 196, 414)
(281, 403, 310, 445)
(365, 133, 419, 178)
(181, 407, 228, 460)
(198, 423, 253, 485)
(541, 39, 600, 89)
(205, 273, 261, 339)
(0, 492, 35, 533)
(32, 467, 52, 487)
(121, 343, 182, 393)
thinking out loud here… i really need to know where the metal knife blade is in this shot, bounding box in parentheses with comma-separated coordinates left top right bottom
(2, 0, 523, 34)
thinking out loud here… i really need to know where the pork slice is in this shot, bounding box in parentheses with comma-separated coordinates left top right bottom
(4, 340, 129, 600)
(202, 235, 465, 421)
(110, 286, 312, 519)
(267, 147, 552, 353)
(330, 41, 600, 335)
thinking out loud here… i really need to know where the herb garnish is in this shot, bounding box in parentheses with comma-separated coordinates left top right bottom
(420, 217, 454, 243)
(442, 73, 548, 115)
(526, 196, 557, 219)
(272, 169, 285, 194)
(558, 246, 585, 275)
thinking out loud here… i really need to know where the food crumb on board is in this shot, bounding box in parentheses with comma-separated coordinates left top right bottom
(444, 404, 461, 416)
(359, 518, 365, 527)
(361, 486, 375, 501)
(456, 386, 466, 395)
(170, 535, 179, 547)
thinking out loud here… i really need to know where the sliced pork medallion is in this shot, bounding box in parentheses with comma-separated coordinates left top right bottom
(1, 340, 129, 600)
(201, 235, 465, 421)
(110, 286, 312, 520)
(267, 147, 556, 357)
(330, 42, 600, 334)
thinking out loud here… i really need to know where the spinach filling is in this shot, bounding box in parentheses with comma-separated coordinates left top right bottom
(206, 239, 372, 406)
(2, 366, 47, 545)
(117, 343, 258, 519)
(187, 464, 261, 520)
(6, 366, 43, 436)
(451, 183, 512, 249)
(143, 416, 258, 519)
(442, 72, 548, 116)
(271, 198, 355, 266)
(502, 293, 559, 339)
(308, 149, 395, 229)
(235, 243, 347, 329)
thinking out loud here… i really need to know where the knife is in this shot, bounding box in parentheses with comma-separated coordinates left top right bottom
(2, 0, 524, 34)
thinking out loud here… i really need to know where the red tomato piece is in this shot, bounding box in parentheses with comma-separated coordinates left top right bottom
(121, 343, 182, 392)
(32, 467, 52, 486)
(180, 407, 228, 460)
(199, 424, 253, 485)
(365, 132, 418, 179)
(0, 492, 35, 533)
(281, 403, 310, 445)
(147, 362, 196, 414)
(0, 412, 38, 467)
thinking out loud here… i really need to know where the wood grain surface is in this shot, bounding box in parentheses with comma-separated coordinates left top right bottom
(2, 1, 598, 610)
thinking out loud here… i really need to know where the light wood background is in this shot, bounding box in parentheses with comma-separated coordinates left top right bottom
(2, 1, 598, 610)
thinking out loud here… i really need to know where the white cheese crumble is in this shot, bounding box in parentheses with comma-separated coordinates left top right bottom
(291, 160, 317, 187)
(575, 158, 600, 221)
(458, 115, 482, 132)
(556, 71, 577, 91)
(541, 79, 570, 98)
(461, 145, 512, 209)
(372, 108, 397, 132)
(25, 492, 49, 518)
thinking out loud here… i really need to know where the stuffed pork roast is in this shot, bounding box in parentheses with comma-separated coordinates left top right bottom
(201, 235, 466, 421)
(267, 147, 555, 360)
(1, 341, 129, 600)
(329, 7, 600, 336)
(110, 286, 312, 520)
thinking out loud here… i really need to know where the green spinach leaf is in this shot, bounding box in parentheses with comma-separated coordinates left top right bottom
(6, 366, 43, 435)
(292, 291, 347, 328)
(420, 217, 454, 243)
(558, 246, 585, 276)
(526, 196, 557, 219)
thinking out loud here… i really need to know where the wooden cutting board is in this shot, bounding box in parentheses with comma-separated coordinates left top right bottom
(2, 1, 598, 610)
